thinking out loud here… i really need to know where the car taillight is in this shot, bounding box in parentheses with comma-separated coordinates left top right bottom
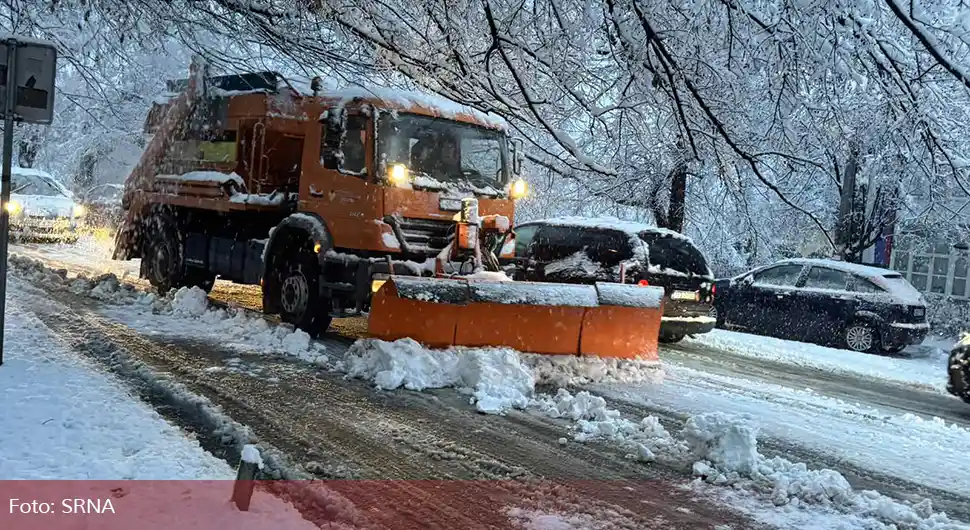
(638, 279, 650, 287)
(711, 284, 716, 296)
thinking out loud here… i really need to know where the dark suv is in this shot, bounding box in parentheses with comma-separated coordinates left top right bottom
(508, 217, 716, 343)
(712, 258, 929, 353)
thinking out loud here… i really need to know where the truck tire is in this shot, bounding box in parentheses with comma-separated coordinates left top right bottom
(143, 215, 215, 294)
(276, 250, 332, 337)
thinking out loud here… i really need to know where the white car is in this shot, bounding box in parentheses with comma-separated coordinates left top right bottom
(5, 167, 85, 243)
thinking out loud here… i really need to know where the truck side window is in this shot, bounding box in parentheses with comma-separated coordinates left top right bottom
(321, 112, 367, 176)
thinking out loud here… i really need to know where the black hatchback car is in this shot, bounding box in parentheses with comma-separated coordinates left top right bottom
(712, 258, 929, 353)
(508, 217, 716, 343)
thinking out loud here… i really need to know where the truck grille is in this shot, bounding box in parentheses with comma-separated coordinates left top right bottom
(391, 217, 454, 255)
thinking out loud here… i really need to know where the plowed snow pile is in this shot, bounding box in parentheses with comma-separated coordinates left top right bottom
(8, 255, 328, 364)
(344, 338, 535, 414)
(534, 389, 969, 530)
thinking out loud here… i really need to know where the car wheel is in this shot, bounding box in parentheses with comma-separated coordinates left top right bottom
(709, 305, 724, 328)
(844, 322, 879, 354)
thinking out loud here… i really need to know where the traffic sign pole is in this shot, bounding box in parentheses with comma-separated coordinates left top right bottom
(0, 36, 57, 367)
(0, 39, 16, 366)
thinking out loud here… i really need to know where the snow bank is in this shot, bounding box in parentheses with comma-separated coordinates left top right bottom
(535, 387, 970, 530)
(524, 354, 664, 387)
(343, 338, 534, 414)
(0, 301, 233, 480)
(8, 256, 328, 365)
(691, 329, 950, 393)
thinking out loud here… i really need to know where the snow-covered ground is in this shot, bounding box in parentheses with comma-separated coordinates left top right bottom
(0, 279, 317, 529)
(12, 234, 140, 278)
(688, 329, 954, 393)
(9, 249, 970, 530)
(591, 363, 970, 497)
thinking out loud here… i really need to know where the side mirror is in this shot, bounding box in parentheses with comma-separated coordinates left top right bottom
(510, 137, 524, 175)
(739, 275, 754, 286)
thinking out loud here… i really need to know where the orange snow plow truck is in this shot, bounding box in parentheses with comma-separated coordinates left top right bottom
(112, 59, 665, 360)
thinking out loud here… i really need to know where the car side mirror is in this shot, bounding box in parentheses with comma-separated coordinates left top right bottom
(739, 275, 754, 286)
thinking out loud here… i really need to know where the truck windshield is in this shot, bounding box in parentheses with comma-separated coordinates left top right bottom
(378, 113, 509, 192)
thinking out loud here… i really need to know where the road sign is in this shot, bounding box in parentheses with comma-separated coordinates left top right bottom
(0, 36, 57, 366)
(0, 36, 56, 125)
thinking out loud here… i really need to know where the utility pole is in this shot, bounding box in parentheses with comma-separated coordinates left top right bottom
(0, 36, 57, 366)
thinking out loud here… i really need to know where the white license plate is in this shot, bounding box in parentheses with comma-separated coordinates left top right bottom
(671, 290, 698, 301)
(914, 307, 925, 317)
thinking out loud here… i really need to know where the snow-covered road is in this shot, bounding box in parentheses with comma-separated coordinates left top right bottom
(7, 238, 970, 530)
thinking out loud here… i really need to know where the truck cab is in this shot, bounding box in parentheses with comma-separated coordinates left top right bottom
(113, 64, 528, 335)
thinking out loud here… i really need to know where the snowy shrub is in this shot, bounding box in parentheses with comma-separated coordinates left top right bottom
(924, 294, 970, 339)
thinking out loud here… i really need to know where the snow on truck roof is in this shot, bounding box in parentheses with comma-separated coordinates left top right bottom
(327, 86, 508, 131)
(774, 258, 900, 278)
(520, 216, 692, 241)
(159, 73, 508, 131)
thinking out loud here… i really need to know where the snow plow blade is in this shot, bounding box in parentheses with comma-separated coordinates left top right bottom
(368, 277, 666, 360)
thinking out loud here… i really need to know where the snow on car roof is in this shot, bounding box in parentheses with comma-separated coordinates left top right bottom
(520, 216, 692, 241)
(774, 258, 899, 278)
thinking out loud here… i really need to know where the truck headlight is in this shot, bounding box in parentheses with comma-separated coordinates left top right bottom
(509, 178, 528, 200)
(388, 164, 409, 187)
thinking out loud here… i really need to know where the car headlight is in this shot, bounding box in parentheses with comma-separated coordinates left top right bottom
(5, 201, 21, 215)
(73, 204, 86, 217)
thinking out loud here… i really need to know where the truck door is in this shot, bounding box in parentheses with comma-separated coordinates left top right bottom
(300, 108, 384, 251)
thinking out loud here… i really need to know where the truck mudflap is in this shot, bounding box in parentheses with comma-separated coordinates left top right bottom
(111, 217, 139, 260)
(368, 277, 666, 360)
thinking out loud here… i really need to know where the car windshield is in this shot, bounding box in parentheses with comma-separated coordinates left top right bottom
(9, 173, 67, 197)
(378, 113, 509, 190)
(639, 232, 710, 277)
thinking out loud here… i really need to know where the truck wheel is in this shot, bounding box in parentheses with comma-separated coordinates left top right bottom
(844, 321, 879, 354)
(143, 217, 215, 294)
(277, 251, 332, 337)
(144, 228, 183, 294)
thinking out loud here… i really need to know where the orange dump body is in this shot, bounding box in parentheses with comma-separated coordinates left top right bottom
(368, 277, 665, 360)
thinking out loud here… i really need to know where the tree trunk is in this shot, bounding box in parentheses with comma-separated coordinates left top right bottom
(835, 144, 859, 260)
(667, 161, 688, 233)
(17, 137, 40, 168)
